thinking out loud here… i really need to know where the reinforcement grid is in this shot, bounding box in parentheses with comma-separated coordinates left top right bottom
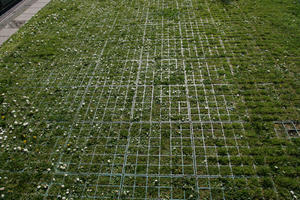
(2, 0, 289, 199)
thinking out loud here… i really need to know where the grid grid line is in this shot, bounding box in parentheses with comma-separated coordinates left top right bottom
(1, 0, 298, 199)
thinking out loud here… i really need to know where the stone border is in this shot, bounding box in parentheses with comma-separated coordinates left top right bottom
(0, 0, 51, 46)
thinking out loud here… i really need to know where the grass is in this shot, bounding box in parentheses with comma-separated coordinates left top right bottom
(0, 0, 299, 199)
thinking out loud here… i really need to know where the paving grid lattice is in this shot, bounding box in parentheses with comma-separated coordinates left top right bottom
(1, 0, 297, 199)
(274, 121, 300, 139)
(42, 0, 251, 198)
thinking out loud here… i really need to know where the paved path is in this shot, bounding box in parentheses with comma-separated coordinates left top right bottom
(0, 0, 50, 45)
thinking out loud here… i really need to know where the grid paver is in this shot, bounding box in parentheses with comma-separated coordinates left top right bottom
(0, 0, 299, 199)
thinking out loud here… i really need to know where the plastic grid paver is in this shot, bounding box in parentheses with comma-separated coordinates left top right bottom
(1, 0, 295, 199)
(38, 0, 250, 198)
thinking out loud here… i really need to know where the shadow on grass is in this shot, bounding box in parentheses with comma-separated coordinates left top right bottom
(218, 0, 232, 5)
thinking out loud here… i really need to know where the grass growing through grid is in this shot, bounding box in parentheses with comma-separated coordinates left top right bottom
(0, 0, 299, 199)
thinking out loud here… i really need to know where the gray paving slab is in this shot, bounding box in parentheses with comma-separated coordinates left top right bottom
(0, 36, 9, 45)
(14, 13, 35, 21)
(23, 7, 41, 14)
(0, 28, 18, 37)
(30, 2, 48, 8)
(37, 0, 51, 3)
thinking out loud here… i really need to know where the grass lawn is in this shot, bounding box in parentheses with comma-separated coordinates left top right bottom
(0, 0, 299, 199)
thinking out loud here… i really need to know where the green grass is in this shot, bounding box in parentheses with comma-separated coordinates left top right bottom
(0, 0, 299, 199)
